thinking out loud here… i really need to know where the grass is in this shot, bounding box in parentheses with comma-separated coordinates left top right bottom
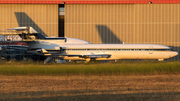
(0, 60, 180, 75)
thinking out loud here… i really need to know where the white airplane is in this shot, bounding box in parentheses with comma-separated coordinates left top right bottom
(7, 27, 178, 63)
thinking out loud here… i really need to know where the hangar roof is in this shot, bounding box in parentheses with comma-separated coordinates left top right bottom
(0, 0, 180, 4)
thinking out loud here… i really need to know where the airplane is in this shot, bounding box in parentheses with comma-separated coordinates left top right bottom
(6, 26, 178, 63)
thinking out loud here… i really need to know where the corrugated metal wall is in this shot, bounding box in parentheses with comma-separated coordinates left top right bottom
(0, 4, 58, 37)
(65, 4, 180, 60)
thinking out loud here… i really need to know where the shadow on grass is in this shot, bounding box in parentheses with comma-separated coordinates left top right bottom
(1, 90, 180, 101)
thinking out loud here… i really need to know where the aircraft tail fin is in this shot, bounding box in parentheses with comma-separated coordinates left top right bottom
(8, 26, 45, 40)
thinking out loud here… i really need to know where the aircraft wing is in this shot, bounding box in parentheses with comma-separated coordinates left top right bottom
(35, 49, 111, 58)
(58, 54, 111, 58)
(81, 54, 111, 58)
(1, 46, 28, 50)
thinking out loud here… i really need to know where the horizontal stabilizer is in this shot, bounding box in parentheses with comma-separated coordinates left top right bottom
(8, 26, 38, 33)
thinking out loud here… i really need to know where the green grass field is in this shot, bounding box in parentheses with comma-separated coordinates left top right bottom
(0, 61, 180, 75)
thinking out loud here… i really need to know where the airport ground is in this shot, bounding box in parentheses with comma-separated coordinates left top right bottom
(0, 75, 180, 101)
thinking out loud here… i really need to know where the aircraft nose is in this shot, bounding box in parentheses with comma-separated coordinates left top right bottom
(172, 51, 178, 57)
(169, 51, 178, 58)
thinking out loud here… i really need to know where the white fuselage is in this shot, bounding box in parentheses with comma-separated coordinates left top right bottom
(61, 44, 178, 60)
(27, 38, 178, 61)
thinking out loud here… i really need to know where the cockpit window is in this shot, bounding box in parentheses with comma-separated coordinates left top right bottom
(166, 48, 174, 51)
(170, 48, 174, 51)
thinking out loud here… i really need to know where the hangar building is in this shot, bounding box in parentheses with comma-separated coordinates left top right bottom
(0, 0, 180, 60)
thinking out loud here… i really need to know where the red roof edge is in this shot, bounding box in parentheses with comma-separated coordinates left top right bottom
(0, 0, 180, 4)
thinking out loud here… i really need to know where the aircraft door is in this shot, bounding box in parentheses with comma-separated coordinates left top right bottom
(149, 46, 153, 54)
